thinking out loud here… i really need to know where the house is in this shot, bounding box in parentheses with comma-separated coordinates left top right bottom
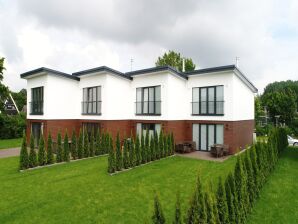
(3, 94, 19, 115)
(20, 64, 257, 154)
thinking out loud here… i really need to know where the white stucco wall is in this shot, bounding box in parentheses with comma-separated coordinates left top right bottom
(25, 69, 255, 122)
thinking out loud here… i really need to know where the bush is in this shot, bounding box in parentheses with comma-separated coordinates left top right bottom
(19, 131, 29, 170)
(83, 129, 89, 158)
(46, 132, 54, 164)
(95, 130, 100, 156)
(38, 134, 46, 166)
(123, 139, 129, 169)
(141, 133, 146, 164)
(56, 132, 63, 163)
(107, 134, 116, 173)
(129, 134, 136, 167)
(89, 128, 95, 157)
(216, 177, 229, 224)
(78, 129, 83, 159)
(173, 192, 182, 224)
(145, 129, 150, 162)
(63, 132, 70, 162)
(225, 174, 236, 223)
(0, 112, 26, 139)
(152, 193, 165, 224)
(115, 132, 123, 171)
(28, 133, 37, 167)
(71, 130, 78, 160)
(135, 135, 141, 166)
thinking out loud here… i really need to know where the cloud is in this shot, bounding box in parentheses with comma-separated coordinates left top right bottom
(0, 0, 297, 92)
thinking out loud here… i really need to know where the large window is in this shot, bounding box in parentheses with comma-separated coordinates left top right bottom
(136, 86, 161, 115)
(192, 86, 224, 115)
(30, 87, 44, 115)
(82, 86, 101, 115)
(136, 123, 161, 137)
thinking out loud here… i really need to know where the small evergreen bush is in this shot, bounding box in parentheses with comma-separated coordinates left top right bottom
(115, 132, 123, 171)
(38, 134, 46, 166)
(70, 130, 78, 160)
(83, 129, 90, 158)
(46, 132, 54, 164)
(77, 129, 83, 159)
(56, 131, 63, 163)
(19, 131, 29, 170)
(152, 193, 165, 224)
(63, 132, 70, 162)
(28, 133, 37, 167)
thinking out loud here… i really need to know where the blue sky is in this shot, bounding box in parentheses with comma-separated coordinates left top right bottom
(0, 0, 298, 93)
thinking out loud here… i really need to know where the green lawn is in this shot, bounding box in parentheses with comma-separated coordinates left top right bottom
(0, 155, 236, 224)
(0, 138, 22, 150)
(248, 147, 298, 224)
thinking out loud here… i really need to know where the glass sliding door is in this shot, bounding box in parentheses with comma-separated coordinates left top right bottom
(208, 125, 215, 150)
(192, 124, 199, 150)
(200, 124, 207, 151)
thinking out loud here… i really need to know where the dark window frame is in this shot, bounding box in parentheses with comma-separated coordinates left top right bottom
(30, 86, 44, 115)
(82, 86, 102, 115)
(135, 85, 161, 116)
(191, 85, 224, 116)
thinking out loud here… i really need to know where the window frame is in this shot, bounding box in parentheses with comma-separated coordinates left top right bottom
(191, 85, 224, 116)
(82, 86, 102, 115)
(30, 86, 44, 115)
(135, 85, 161, 116)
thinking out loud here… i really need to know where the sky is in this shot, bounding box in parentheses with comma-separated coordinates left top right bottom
(0, 0, 298, 93)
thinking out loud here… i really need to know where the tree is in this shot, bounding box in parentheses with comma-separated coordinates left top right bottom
(29, 133, 37, 167)
(152, 193, 165, 224)
(216, 177, 229, 224)
(135, 135, 141, 165)
(89, 128, 95, 157)
(56, 131, 63, 163)
(145, 129, 150, 162)
(38, 134, 46, 166)
(244, 151, 255, 207)
(123, 139, 130, 169)
(225, 174, 236, 224)
(129, 133, 136, 167)
(250, 145, 260, 198)
(173, 192, 182, 224)
(71, 130, 78, 160)
(254, 96, 264, 123)
(141, 132, 146, 164)
(154, 131, 159, 160)
(155, 50, 196, 72)
(167, 134, 171, 156)
(107, 134, 116, 173)
(63, 132, 70, 162)
(0, 57, 9, 113)
(115, 132, 123, 171)
(163, 134, 168, 157)
(170, 132, 175, 155)
(83, 129, 90, 158)
(46, 132, 54, 164)
(150, 136, 155, 161)
(186, 175, 207, 224)
(10, 89, 27, 111)
(95, 129, 101, 156)
(19, 131, 29, 170)
(78, 129, 83, 159)
(159, 130, 164, 158)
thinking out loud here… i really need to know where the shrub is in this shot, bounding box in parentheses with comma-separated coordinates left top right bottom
(171, 132, 175, 155)
(19, 131, 29, 170)
(159, 130, 164, 158)
(0, 112, 26, 139)
(107, 134, 116, 173)
(225, 174, 236, 224)
(56, 131, 63, 163)
(63, 132, 70, 162)
(83, 129, 90, 158)
(154, 131, 159, 160)
(205, 190, 216, 224)
(216, 177, 229, 224)
(249, 145, 260, 198)
(244, 151, 255, 208)
(71, 130, 78, 160)
(167, 134, 171, 156)
(28, 133, 37, 167)
(115, 132, 123, 171)
(163, 134, 168, 157)
(150, 136, 155, 162)
(145, 129, 150, 162)
(123, 139, 129, 169)
(135, 135, 141, 166)
(89, 128, 95, 157)
(46, 132, 54, 164)
(38, 134, 46, 166)
(129, 134, 136, 167)
(95, 129, 100, 156)
(152, 193, 165, 224)
(141, 132, 146, 164)
(77, 129, 83, 159)
(173, 192, 182, 224)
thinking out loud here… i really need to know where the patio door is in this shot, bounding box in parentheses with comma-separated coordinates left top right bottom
(31, 122, 42, 147)
(192, 124, 224, 151)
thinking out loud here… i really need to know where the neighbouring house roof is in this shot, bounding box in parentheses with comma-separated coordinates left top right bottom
(20, 67, 80, 81)
(20, 64, 257, 93)
(72, 66, 132, 80)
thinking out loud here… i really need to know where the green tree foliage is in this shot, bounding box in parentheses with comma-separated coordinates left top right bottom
(46, 132, 54, 164)
(145, 129, 150, 162)
(28, 133, 37, 167)
(216, 177, 229, 224)
(135, 135, 141, 165)
(115, 132, 123, 171)
(244, 151, 255, 207)
(163, 135, 168, 157)
(186, 175, 207, 224)
(95, 129, 101, 156)
(150, 136, 155, 162)
(38, 134, 46, 166)
(155, 50, 196, 72)
(170, 132, 175, 155)
(10, 89, 27, 111)
(56, 131, 63, 163)
(0, 113, 26, 139)
(83, 129, 90, 158)
(63, 132, 70, 162)
(129, 134, 136, 167)
(19, 131, 29, 170)
(0, 57, 9, 113)
(152, 193, 166, 224)
(107, 134, 116, 173)
(123, 139, 130, 169)
(154, 131, 159, 160)
(254, 95, 264, 123)
(225, 174, 236, 224)
(71, 130, 78, 160)
(173, 192, 182, 224)
(249, 145, 260, 198)
(205, 191, 216, 224)
(159, 130, 164, 158)
(141, 133, 146, 164)
(89, 128, 95, 157)
(78, 129, 83, 159)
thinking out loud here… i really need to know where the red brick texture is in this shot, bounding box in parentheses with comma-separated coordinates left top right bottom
(26, 119, 254, 154)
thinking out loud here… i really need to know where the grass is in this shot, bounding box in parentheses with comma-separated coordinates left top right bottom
(248, 147, 298, 223)
(0, 138, 22, 150)
(0, 155, 236, 224)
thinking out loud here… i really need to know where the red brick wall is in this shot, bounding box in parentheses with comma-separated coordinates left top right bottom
(26, 119, 254, 154)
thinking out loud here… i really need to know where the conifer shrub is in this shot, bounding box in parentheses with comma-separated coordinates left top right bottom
(70, 130, 78, 160)
(107, 134, 116, 173)
(167, 134, 171, 156)
(171, 132, 175, 155)
(123, 139, 130, 169)
(205, 190, 216, 224)
(141, 133, 146, 164)
(135, 135, 141, 166)
(150, 136, 155, 162)
(63, 132, 70, 162)
(129, 133, 136, 167)
(89, 128, 95, 157)
(56, 131, 63, 163)
(154, 131, 159, 160)
(244, 151, 255, 208)
(46, 132, 54, 164)
(77, 129, 83, 159)
(83, 128, 90, 158)
(115, 132, 123, 171)
(19, 131, 29, 170)
(95, 129, 101, 156)
(216, 177, 229, 224)
(159, 130, 164, 158)
(152, 193, 165, 224)
(249, 145, 260, 198)
(163, 134, 168, 157)
(38, 134, 46, 166)
(225, 174, 236, 224)
(173, 192, 182, 224)
(145, 129, 150, 162)
(29, 133, 37, 167)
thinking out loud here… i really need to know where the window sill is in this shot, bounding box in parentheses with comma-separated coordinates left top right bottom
(135, 114, 161, 116)
(81, 113, 102, 116)
(29, 113, 44, 115)
(191, 114, 224, 116)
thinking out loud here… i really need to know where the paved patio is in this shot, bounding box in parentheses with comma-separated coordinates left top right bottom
(0, 147, 20, 158)
(176, 151, 231, 162)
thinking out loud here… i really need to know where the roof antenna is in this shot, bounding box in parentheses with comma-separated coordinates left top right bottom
(236, 57, 240, 67)
(130, 58, 134, 71)
(182, 58, 185, 72)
